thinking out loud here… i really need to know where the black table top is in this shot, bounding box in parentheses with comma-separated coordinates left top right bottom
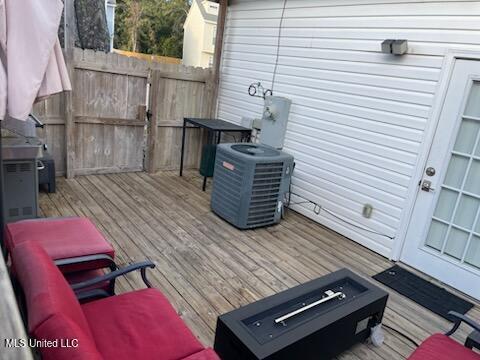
(184, 118, 251, 132)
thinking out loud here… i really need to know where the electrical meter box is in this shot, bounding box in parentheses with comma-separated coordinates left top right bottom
(260, 96, 291, 149)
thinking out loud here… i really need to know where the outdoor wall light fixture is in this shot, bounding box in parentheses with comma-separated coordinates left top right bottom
(381, 39, 408, 55)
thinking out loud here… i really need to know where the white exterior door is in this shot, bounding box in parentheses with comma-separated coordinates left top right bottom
(402, 59, 480, 300)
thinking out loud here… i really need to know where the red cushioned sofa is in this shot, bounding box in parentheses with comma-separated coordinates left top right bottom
(408, 312, 480, 360)
(12, 241, 220, 360)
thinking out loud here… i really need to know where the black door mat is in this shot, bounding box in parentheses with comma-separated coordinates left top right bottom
(373, 265, 474, 321)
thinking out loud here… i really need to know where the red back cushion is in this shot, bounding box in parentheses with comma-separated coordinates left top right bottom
(12, 241, 93, 339)
(34, 313, 103, 360)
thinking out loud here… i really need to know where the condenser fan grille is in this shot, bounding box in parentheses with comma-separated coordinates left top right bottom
(211, 151, 245, 221)
(231, 144, 280, 157)
(247, 162, 283, 227)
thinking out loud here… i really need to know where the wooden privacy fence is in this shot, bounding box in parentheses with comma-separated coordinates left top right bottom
(146, 69, 215, 172)
(34, 48, 215, 177)
(33, 93, 67, 176)
(72, 49, 148, 176)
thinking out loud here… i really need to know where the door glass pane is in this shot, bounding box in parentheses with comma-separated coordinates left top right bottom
(444, 228, 469, 259)
(453, 118, 480, 154)
(465, 236, 480, 269)
(465, 159, 480, 195)
(425, 220, 448, 251)
(465, 82, 480, 117)
(434, 188, 458, 221)
(423, 79, 480, 271)
(444, 154, 469, 189)
(453, 195, 480, 229)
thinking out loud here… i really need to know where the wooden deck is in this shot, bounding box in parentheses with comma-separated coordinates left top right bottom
(39, 171, 480, 360)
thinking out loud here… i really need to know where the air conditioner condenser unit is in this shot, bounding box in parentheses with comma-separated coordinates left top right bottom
(211, 143, 294, 229)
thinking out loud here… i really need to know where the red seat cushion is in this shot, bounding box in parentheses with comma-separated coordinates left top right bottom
(5, 217, 114, 272)
(408, 333, 480, 360)
(12, 241, 93, 337)
(181, 349, 220, 360)
(82, 288, 205, 360)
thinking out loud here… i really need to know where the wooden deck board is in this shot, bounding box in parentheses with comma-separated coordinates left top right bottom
(38, 172, 480, 360)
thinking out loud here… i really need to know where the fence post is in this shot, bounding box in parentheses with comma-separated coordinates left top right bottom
(212, 0, 228, 117)
(64, 0, 76, 179)
(205, 71, 216, 118)
(145, 70, 162, 173)
(137, 104, 148, 171)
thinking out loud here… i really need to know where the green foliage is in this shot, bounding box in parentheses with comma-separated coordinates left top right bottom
(114, 0, 190, 58)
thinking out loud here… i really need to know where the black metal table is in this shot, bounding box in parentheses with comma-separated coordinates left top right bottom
(180, 118, 252, 191)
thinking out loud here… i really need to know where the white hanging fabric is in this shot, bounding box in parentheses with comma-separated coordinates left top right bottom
(0, 0, 7, 120)
(0, 0, 71, 121)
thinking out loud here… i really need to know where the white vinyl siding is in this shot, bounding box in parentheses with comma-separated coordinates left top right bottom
(216, 0, 480, 257)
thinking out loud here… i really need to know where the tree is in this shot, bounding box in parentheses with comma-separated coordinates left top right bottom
(114, 0, 144, 53)
(75, 0, 110, 52)
(114, 0, 190, 58)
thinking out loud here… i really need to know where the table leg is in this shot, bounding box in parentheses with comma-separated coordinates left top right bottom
(202, 130, 214, 191)
(465, 330, 480, 350)
(180, 119, 186, 176)
(202, 176, 208, 192)
(241, 131, 251, 142)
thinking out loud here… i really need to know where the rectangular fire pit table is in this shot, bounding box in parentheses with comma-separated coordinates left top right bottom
(214, 268, 388, 360)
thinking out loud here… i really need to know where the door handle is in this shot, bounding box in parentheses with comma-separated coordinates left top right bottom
(420, 180, 435, 192)
(37, 160, 45, 171)
(425, 167, 436, 176)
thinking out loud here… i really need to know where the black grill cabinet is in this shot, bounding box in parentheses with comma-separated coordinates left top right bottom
(38, 152, 56, 193)
(3, 159, 38, 222)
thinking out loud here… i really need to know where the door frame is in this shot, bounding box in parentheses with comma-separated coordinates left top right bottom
(392, 50, 480, 261)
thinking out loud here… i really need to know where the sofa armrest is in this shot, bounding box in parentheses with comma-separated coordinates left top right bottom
(55, 254, 117, 271)
(76, 289, 111, 302)
(56, 254, 118, 295)
(71, 260, 156, 292)
(445, 311, 480, 337)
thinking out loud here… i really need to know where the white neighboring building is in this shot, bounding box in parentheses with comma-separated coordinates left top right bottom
(105, 0, 116, 52)
(183, 0, 219, 68)
(216, 0, 480, 300)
